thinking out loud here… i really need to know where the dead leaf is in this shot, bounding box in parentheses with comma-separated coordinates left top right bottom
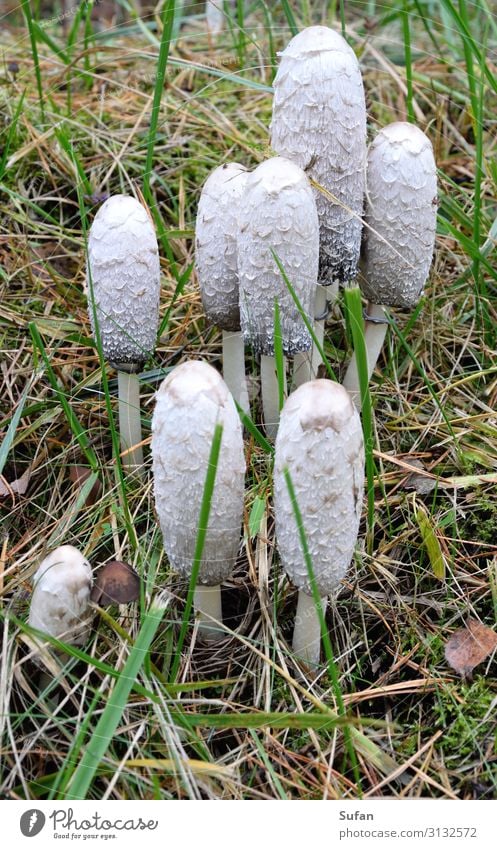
(69, 466, 102, 507)
(404, 459, 437, 494)
(0, 467, 31, 498)
(91, 561, 140, 606)
(445, 619, 497, 680)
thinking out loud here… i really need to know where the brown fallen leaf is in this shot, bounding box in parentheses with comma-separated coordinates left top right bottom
(445, 619, 497, 680)
(0, 467, 31, 498)
(404, 458, 437, 495)
(69, 466, 102, 507)
(91, 561, 141, 606)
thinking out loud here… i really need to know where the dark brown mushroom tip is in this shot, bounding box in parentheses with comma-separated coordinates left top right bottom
(90, 560, 140, 606)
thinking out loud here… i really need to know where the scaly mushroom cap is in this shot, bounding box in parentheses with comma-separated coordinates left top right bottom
(151, 360, 245, 586)
(28, 545, 93, 645)
(237, 156, 319, 356)
(274, 380, 364, 597)
(362, 122, 437, 308)
(195, 162, 248, 332)
(87, 194, 161, 370)
(270, 26, 367, 285)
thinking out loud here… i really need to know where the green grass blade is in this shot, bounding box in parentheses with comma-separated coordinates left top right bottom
(28, 323, 99, 473)
(273, 299, 286, 413)
(343, 287, 375, 543)
(143, 0, 176, 200)
(21, 0, 44, 121)
(0, 91, 25, 180)
(67, 595, 169, 800)
(402, 1, 415, 122)
(271, 250, 337, 381)
(234, 401, 274, 455)
(0, 381, 31, 477)
(415, 503, 446, 581)
(280, 0, 298, 36)
(170, 422, 224, 681)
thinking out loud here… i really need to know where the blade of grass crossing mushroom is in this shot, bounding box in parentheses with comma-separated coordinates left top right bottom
(67, 594, 169, 800)
(143, 0, 176, 201)
(273, 300, 286, 414)
(170, 423, 224, 681)
(343, 287, 375, 548)
(283, 467, 361, 793)
(272, 251, 336, 381)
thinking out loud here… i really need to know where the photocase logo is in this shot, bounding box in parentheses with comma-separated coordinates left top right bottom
(20, 810, 46, 838)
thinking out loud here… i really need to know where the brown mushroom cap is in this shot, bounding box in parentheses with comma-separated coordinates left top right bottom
(90, 560, 140, 605)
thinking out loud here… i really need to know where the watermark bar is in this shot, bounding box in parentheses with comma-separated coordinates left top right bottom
(3, 800, 494, 848)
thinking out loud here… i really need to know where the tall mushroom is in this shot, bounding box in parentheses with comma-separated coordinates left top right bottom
(343, 122, 437, 409)
(151, 360, 245, 642)
(237, 156, 319, 438)
(87, 194, 161, 473)
(195, 162, 250, 415)
(270, 26, 367, 382)
(274, 380, 364, 667)
(28, 545, 93, 647)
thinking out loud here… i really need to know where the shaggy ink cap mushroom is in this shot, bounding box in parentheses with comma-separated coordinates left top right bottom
(151, 360, 245, 587)
(87, 194, 160, 370)
(361, 122, 437, 308)
(274, 380, 364, 597)
(196, 162, 248, 332)
(271, 26, 367, 285)
(28, 545, 93, 645)
(237, 156, 319, 357)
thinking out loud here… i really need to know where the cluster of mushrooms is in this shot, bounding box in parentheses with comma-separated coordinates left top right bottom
(28, 26, 437, 669)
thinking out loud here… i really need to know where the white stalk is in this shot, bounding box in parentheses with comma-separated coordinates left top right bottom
(118, 370, 144, 474)
(292, 281, 339, 388)
(260, 354, 286, 440)
(292, 591, 327, 668)
(342, 303, 388, 411)
(222, 330, 249, 416)
(193, 584, 223, 642)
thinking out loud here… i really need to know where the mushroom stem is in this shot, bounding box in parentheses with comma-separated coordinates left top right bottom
(292, 281, 338, 388)
(260, 354, 286, 440)
(193, 584, 223, 642)
(342, 302, 387, 411)
(222, 330, 249, 416)
(293, 591, 327, 668)
(117, 370, 144, 474)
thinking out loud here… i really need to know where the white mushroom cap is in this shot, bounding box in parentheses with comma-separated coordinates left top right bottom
(362, 122, 437, 307)
(195, 162, 248, 332)
(151, 360, 245, 586)
(87, 194, 161, 369)
(237, 156, 319, 356)
(274, 380, 364, 597)
(271, 26, 367, 285)
(28, 545, 93, 645)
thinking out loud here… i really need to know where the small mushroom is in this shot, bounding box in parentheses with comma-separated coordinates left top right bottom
(28, 545, 93, 647)
(271, 26, 367, 380)
(274, 380, 364, 667)
(90, 560, 140, 606)
(237, 156, 319, 438)
(195, 162, 250, 414)
(343, 123, 437, 408)
(87, 194, 161, 473)
(151, 360, 245, 642)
